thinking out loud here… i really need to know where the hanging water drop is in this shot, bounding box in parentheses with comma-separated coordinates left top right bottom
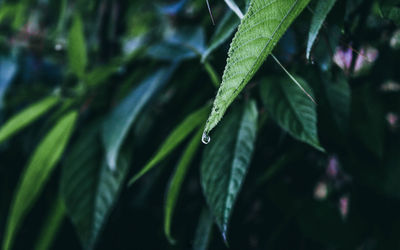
(202, 132, 211, 144)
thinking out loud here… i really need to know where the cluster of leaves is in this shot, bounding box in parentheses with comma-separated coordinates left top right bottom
(1, 0, 400, 249)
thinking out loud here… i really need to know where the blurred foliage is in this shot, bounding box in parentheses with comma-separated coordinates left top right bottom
(0, 0, 400, 249)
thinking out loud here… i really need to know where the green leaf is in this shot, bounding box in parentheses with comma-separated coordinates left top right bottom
(201, 10, 240, 62)
(203, 0, 311, 136)
(260, 76, 323, 151)
(164, 129, 202, 244)
(193, 208, 214, 250)
(201, 100, 258, 238)
(102, 66, 176, 170)
(0, 96, 59, 144)
(2, 110, 78, 250)
(68, 15, 87, 78)
(34, 196, 65, 250)
(224, 0, 244, 19)
(61, 126, 131, 250)
(306, 0, 337, 59)
(128, 104, 209, 185)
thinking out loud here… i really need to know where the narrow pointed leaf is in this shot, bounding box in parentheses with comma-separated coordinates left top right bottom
(102, 66, 176, 170)
(2, 111, 78, 250)
(68, 15, 87, 78)
(61, 126, 131, 250)
(202, 11, 240, 62)
(306, 0, 337, 59)
(164, 129, 202, 244)
(34, 196, 65, 250)
(203, 0, 311, 136)
(260, 76, 323, 151)
(0, 96, 59, 143)
(193, 208, 214, 250)
(201, 100, 258, 237)
(128, 104, 209, 185)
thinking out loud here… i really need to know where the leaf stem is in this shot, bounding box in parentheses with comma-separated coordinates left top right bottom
(204, 61, 220, 88)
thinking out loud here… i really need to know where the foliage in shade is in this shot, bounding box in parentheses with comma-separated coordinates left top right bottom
(34, 196, 65, 250)
(0, 96, 59, 143)
(68, 15, 87, 78)
(260, 76, 323, 151)
(164, 129, 203, 244)
(201, 100, 258, 238)
(61, 126, 131, 250)
(193, 208, 214, 250)
(2, 110, 78, 250)
(128, 104, 209, 185)
(102, 66, 176, 170)
(203, 0, 311, 136)
(306, 0, 337, 60)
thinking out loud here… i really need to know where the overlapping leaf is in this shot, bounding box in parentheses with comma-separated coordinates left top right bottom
(201, 100, 258, 238)
(260, 76, 323, 151)
(61, 126, 131, 250)
(102, 66, 176, 170)
(203, 0, 311, 136)
(128, 104, 209, 185)
(306, 0, 337, 59)
(2, 111, 77, 250)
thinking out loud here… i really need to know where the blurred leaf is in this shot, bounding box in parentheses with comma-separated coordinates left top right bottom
(193, 208, 214, 250)
(0, 96, 59, 144)
(224, 0, 244, 19)
(201, 11, 240, 62)
(102, 66, 176, 170)
(323, 74, 351, 133)
(306, 0, 337, 59)
(85, 61, 121, 88)
(128, 104, 209, 185)
(68, 15, 87, 78)
(352, 85, 385, 157)
(34, 196, 65, 250)
(164, 129, 202, 244)
(61, 126, 131, 250)
(203, 0, 311, 136)
(260, 76, 323, 151)
(201, 100, 258, 238)
(0, 57, 17, 108)
(147, 26, 205, 61)
(2, 110, 78, 250)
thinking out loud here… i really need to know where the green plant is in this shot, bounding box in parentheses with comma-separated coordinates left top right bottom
(1, 0, 400, 249)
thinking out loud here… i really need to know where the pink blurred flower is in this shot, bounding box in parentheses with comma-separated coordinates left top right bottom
(326, 156, 340, 179)
(354, 47, 379, 73)
(339, 195, 350, 219)
(386, 113, 398, 128)
(333, 47, 353, 72)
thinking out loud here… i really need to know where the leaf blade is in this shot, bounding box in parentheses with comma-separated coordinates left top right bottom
(201, 100, 258, 237)
(61, 126, 131, 250)
(203, 0, 311, 136)
(68, 15, 87, 78)
(164, 128, 203, 244)
(2, 110, 77, 250)
(128, 104, 209, 185)
(0, 96, 59, 144)
(306, 0, 337, 59)
(260, 76, 323, 151)
(102, 66, 176, 170)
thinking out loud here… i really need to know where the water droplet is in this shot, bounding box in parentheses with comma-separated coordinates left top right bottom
(202, 133, 211, 144)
